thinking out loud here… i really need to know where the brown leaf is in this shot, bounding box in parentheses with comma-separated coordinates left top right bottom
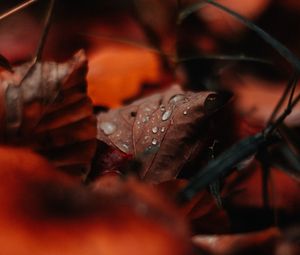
(97, 85, 228, 183)
(0, 50, 97, 176)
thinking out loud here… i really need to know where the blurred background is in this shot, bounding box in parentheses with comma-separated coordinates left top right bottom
(1, 0, 300, 120)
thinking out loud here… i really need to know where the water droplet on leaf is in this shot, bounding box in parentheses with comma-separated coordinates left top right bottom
(160, 105, 166, 112)
(152, 138, 158, 145)
(152, 126, 158, 134)
(142, 116, 150, 123)
(162, 110, 172, 121)
(169, 94, 185, 104)
(99, 122, 117, 135)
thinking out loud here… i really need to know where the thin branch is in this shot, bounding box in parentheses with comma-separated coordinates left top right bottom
(33, 0, 56, 64)
(18, 0, 56, 86)
(267, 73, 298, 125)
(266, 91, 300, 135)
(288, 74, 298, 106)
(0, 0, 37, 22)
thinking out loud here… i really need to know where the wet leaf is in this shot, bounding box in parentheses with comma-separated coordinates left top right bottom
(97, 85, 229, 183)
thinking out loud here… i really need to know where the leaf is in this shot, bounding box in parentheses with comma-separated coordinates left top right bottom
(87, 46, 161, 108)
(0, 54, 12, 72)
(97, 85, 229, 183)
(0, 50, 97, 176)
(0, 146, 191, 255)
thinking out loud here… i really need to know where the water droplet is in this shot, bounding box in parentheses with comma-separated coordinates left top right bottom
(169, 94, 185, 104)
(122, 143, 129, 152)
(99, 122, 117, 135)
(142, 116, 149, 123)
(152, 126, 158, 134)
(160, 105, 166, 112)
(152, 138, 158, 145)
(183, 111, 188, 115)
(161, 127, 165, 132)
(162, 110, 172, 121)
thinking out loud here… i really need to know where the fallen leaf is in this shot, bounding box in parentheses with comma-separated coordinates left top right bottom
(87, 46, 161, 107)
(0, 50, 97, 176)
(0, 146, 191, 255)
(97, 84, 228, 183)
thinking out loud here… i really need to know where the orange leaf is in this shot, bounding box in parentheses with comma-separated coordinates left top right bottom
(87, 46, 161, 107)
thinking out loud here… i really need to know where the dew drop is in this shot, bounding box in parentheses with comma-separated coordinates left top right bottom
(152, 126, 158, 134)
(183, 110, 188, 115)
(161, 127, 165, 132)
(169, 94, 185, 104)
(152, 138, 158, 145)
(160, 105, 166, 112)
(142, 116, 150, 123)
(122, 143, 129, 152)
(99, 122, 117, 135)
(162, 110, 172, 121)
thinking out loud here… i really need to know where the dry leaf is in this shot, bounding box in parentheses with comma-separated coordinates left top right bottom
(0, 50, 97, 176)
(0, 146, 191, 255)
(97, 85, 228, 183)
(87, 46, 161, 108)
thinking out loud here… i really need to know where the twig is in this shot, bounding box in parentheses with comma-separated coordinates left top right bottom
(267, 73, 298, 125)
(18, 0, 56, 86)
(0, 0, 37, 22)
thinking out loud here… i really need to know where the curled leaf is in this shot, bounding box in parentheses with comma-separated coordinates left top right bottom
(97, 85, 229, 183)
(0, 50, 97, 176)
